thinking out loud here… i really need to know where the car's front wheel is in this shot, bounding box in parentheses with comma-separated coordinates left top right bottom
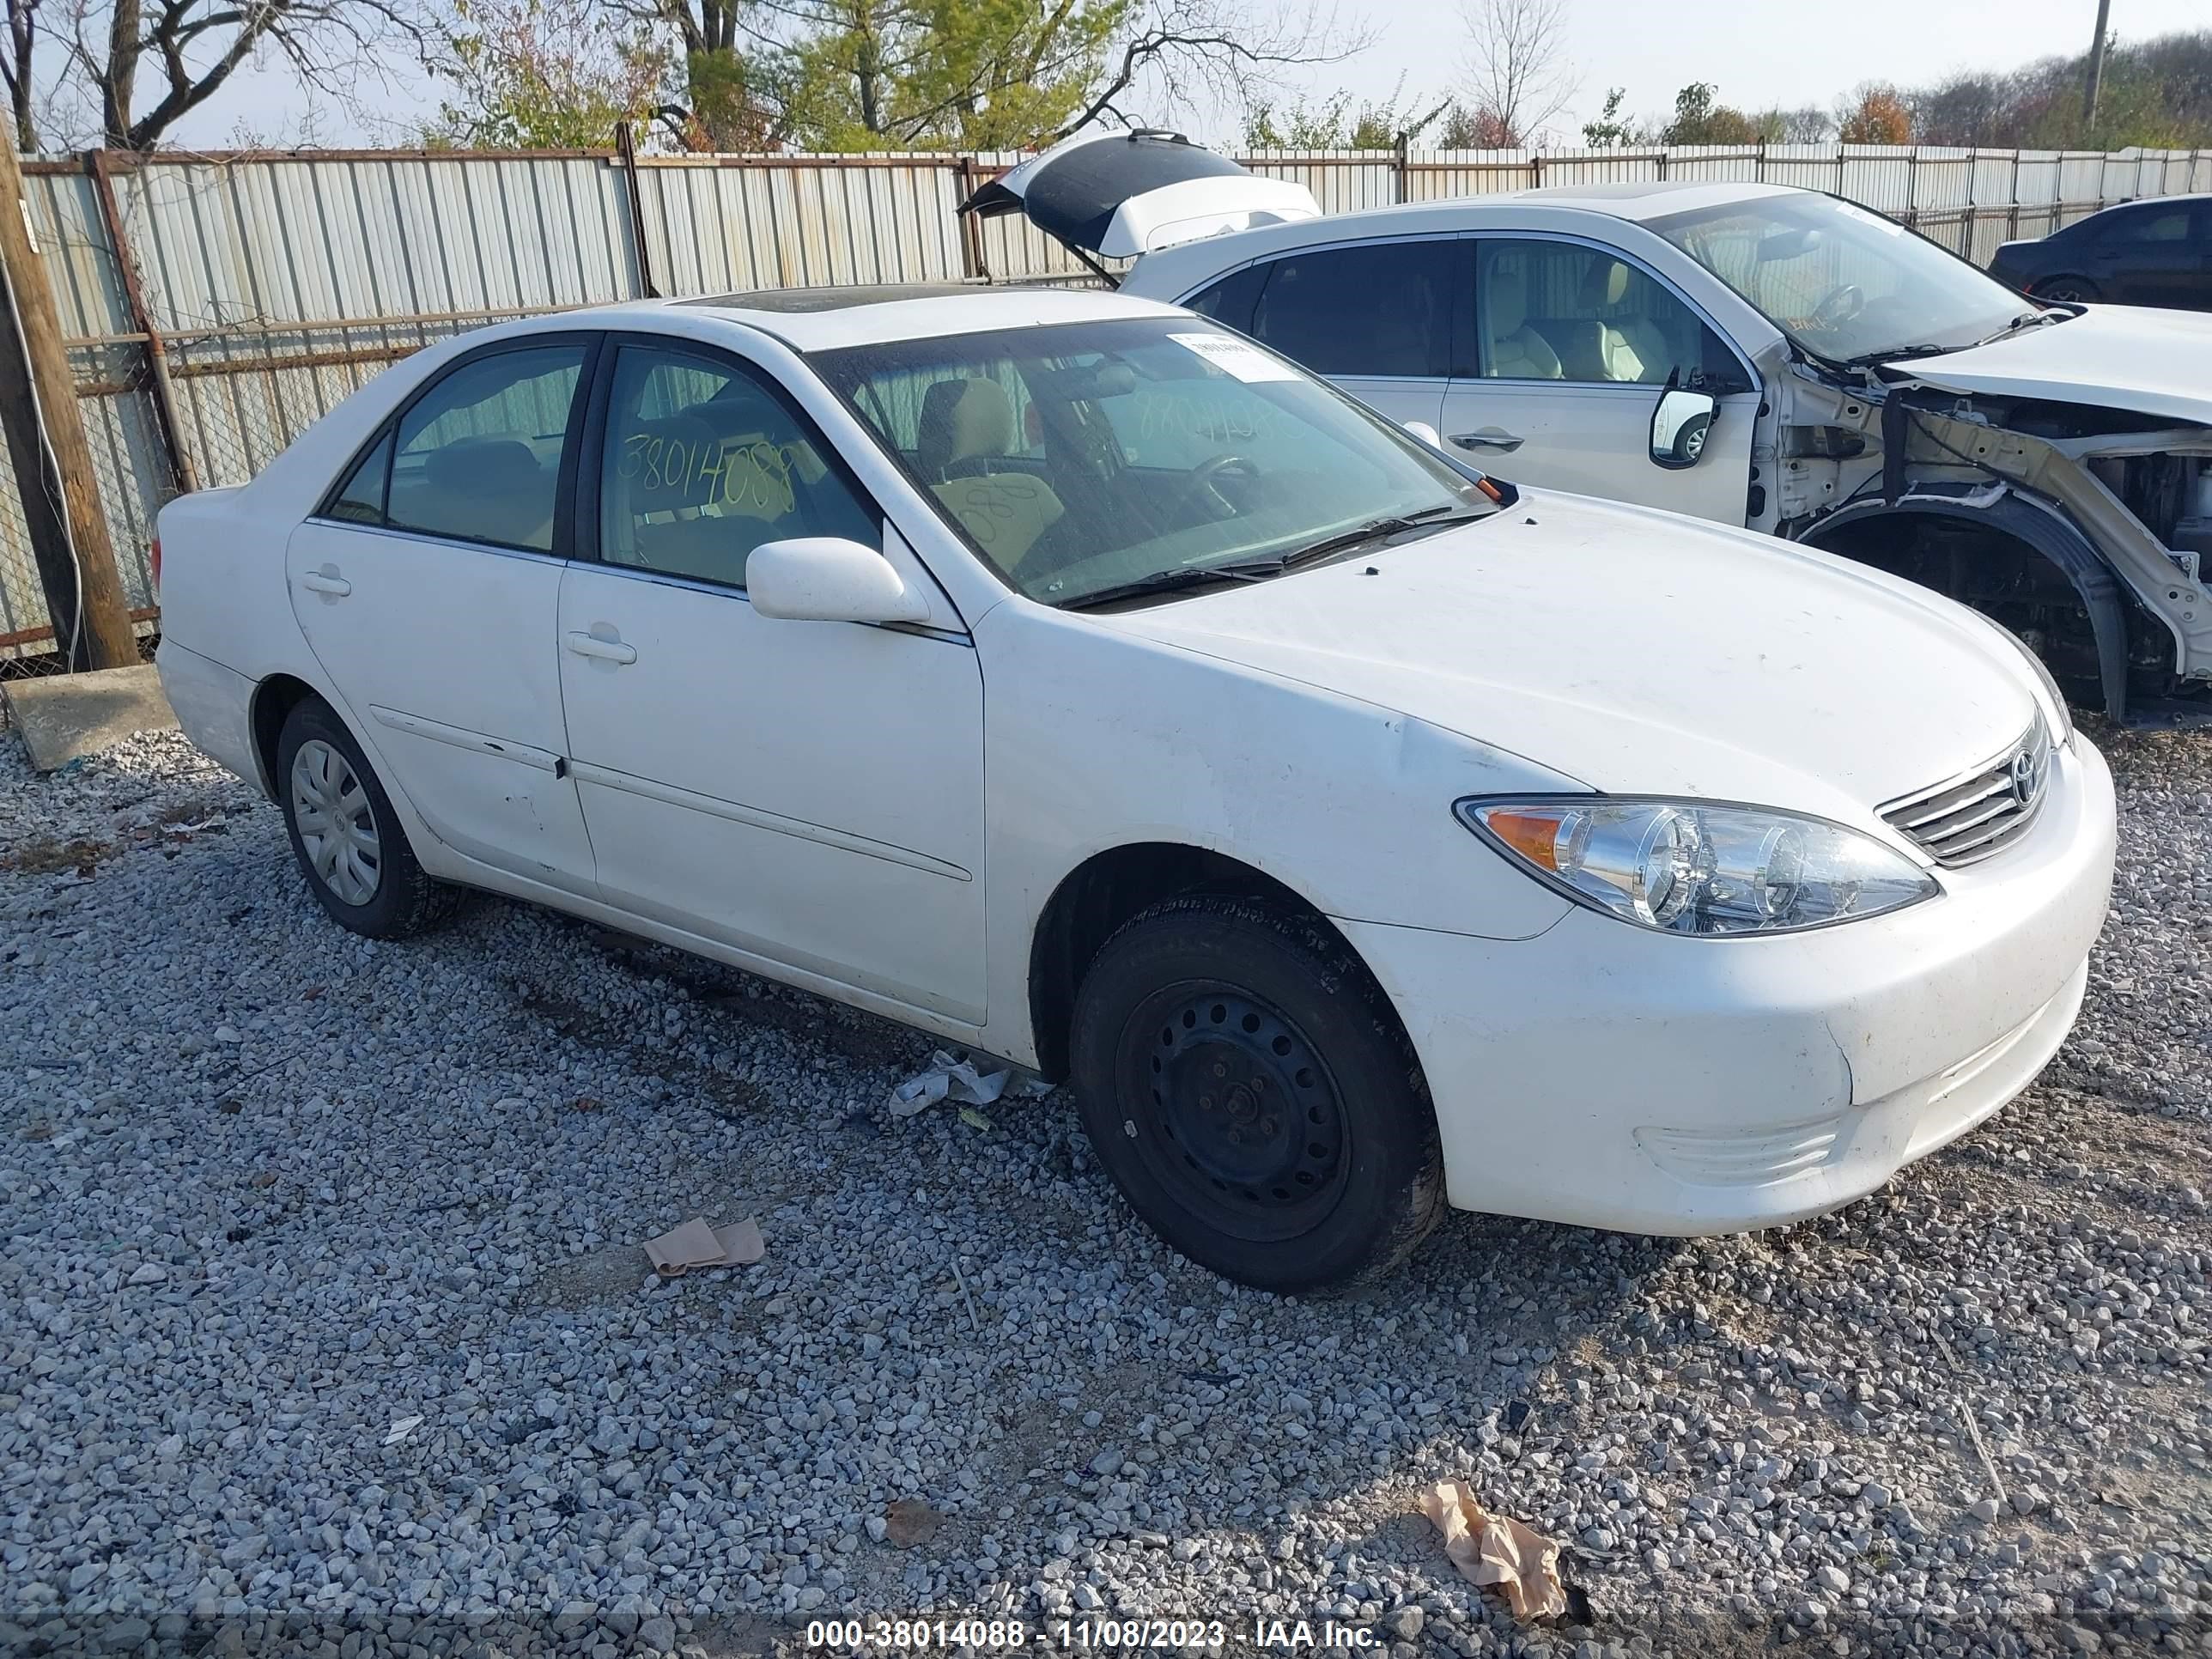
(1070, 895, 1443, 1293)
(275, 696, 459, 939)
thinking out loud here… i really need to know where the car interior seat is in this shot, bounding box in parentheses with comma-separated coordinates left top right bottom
(1577, 259, 1675, 383)
(609, 404, 805, 586)
(1486, 262, 1565, 380)
(916, 378, 1066, 572)
(392, 436, 554, 550)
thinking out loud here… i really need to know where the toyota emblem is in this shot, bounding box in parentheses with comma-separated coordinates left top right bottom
(2009, 744, 2042, 805)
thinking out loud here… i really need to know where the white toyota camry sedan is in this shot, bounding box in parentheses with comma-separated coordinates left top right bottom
(154, 283, 2116, 1291)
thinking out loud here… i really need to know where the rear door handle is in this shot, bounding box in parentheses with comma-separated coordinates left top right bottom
(564, 630, 636, 665)
(301, 569, 351, 597)
(1450, 428, 1524, 453)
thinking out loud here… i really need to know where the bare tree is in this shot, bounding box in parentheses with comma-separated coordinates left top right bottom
(1457, 0, 1575, 147)
(63, 0, 419, 150)
(4, 0, 39, 149)
(1051, 0, 1374, 143)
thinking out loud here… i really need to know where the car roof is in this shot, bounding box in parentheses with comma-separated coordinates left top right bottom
(672, 282, 1185, 350)
(2077, 192, 2212, 216)
(1126, 179, 1802, 296)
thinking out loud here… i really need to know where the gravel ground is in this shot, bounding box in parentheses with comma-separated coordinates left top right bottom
(2, 717, 2208, 1659)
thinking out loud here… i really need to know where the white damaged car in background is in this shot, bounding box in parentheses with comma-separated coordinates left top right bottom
(968, 133, 2212, 723)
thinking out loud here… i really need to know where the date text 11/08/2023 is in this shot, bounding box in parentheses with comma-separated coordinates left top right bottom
(804, 1618, 1385, 1650)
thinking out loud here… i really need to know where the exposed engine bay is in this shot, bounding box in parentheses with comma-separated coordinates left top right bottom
(1769, 366, 2212, 722)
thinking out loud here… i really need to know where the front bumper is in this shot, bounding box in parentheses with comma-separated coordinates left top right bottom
(1340, 737, 2116, 1236)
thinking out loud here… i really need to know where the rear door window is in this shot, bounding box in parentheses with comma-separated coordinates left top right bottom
(385, 344, 588, 552)
(2100, 205, 2191, 245)
(1246, 240, 1454, 378)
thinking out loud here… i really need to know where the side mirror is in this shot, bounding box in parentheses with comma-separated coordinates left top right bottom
(1401, 419, 1443, 448)
(746, 538, 929, 624)
(1650, 386, 1717, 471)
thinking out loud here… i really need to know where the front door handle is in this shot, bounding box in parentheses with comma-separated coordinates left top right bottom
(564, 630, 637, 665)
(1450, 428, 1524, 453)
(300, 568, 351, 597)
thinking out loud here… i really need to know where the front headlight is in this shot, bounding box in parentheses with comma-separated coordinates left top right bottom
(1458, 797, 1939, 935)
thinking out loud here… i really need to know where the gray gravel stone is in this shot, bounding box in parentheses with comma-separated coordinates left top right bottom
(3, 722, 2209, 1656)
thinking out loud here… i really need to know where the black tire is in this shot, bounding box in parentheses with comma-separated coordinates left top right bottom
(1069, 894, 1443, 1294)
(274, 696, 463, 939)
(2035, 276, 2099, 303)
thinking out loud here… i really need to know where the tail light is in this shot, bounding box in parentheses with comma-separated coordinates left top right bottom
(150, 537, 161, 595)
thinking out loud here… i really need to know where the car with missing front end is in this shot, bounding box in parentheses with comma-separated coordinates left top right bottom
(153, 283, 2115, 1291)
(969, 133, 2212, 726)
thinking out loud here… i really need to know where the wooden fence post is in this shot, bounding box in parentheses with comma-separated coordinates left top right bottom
(0, 126, 137, 670)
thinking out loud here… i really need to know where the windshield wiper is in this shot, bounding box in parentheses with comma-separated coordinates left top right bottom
(1273, 504, 1489, 568)
(1058, 560, 1288, 611)
(1059, 505, 1487, 612)
(1836, 342, 1957, 368)
(1974, 310, 2063, 345)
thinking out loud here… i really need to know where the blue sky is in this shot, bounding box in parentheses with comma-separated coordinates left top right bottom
(173, 0, 2212, 149)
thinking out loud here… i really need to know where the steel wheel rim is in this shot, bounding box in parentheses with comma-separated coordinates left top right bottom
(1115, 982, 1352, 1243)
(289, 738, 381, 907)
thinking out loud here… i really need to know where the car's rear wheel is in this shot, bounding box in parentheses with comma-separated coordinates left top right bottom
(275, 696, 460, 939)
(2035, 276, 2099, 303)
(1070, 894, 1443, 1293)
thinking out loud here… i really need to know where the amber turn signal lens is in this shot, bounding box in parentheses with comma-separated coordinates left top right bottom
(1482, 807, 1562, 871)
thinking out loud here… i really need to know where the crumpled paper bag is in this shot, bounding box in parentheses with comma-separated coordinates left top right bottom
(890, 1049, 1052, 1118)
(1419, 1480, 1567, 1622)
(641, 1217, 764, 1276)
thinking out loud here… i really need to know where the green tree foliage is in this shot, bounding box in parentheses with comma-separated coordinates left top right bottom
(1580, 86, 1629, 148)
(1661, 82, 1759, 146)
(757, 0, 1127, 150)
(426, 0, 668, 149)
(1243, 76, 1449, 149)
(1908, 29, 2212, 149)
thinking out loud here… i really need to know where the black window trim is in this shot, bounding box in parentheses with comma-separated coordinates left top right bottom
(307, 331, 603, 560)
(1461, 229, 1759, 395)
(572, 331, 892, 599)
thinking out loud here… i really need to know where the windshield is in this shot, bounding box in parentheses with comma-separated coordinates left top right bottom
(811, 318, 1494, 606)
(1650, 192, 2029, 364)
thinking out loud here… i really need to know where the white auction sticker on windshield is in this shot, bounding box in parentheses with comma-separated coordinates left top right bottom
(1170, 332, 1300, 383)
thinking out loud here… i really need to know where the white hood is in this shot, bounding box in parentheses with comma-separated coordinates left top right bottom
(1892, 304, 2212, 428)
(1092, 494, 2042, 824)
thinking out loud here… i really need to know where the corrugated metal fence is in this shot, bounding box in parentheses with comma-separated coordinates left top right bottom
(4, 139, 2209, 659)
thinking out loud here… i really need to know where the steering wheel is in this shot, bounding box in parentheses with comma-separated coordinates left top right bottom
(1174, 453, 1259, 521)
(1808, 283, 1865, 334)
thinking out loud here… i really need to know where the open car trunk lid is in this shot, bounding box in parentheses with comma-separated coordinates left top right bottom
(959, 131, 1321, 261)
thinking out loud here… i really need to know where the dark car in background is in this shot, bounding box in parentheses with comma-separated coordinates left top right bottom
(1990, 195, 2212, 308)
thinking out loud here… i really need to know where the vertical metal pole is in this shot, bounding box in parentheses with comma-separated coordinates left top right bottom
(2082, 0, 2112, 132)
(85, 150, 197, 495)
(953, 155, 984, 279)
(616, 122, 660, 300)
(1395, 130, 1409, 205)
